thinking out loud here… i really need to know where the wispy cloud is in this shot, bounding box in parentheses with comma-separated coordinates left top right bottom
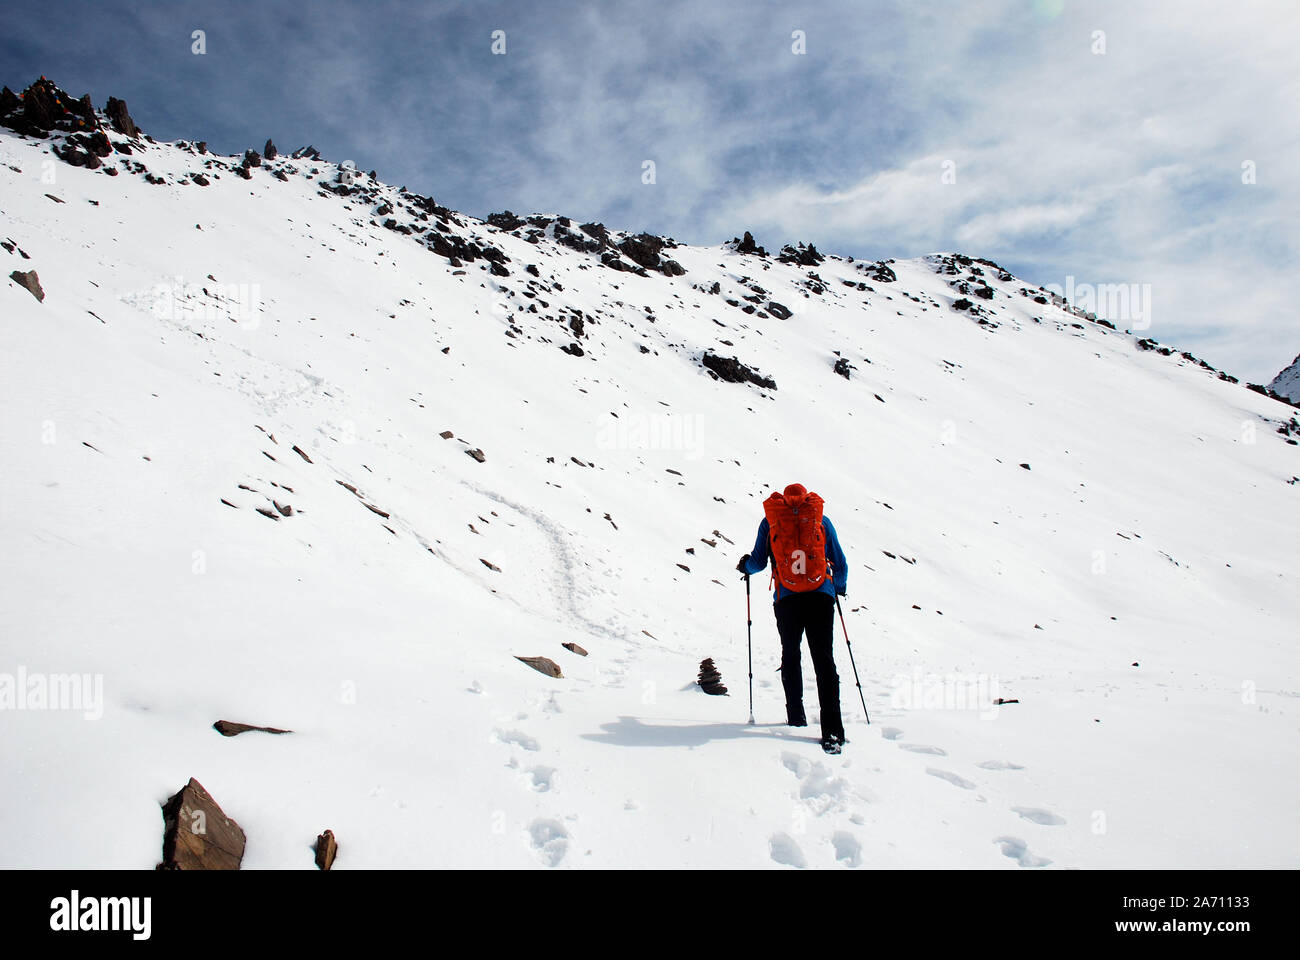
(2, 0, 1296, 380)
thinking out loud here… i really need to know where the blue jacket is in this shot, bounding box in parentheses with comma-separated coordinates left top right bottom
(742, 516, 848, 603)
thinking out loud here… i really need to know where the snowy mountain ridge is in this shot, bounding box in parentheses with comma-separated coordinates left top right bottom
(2, 77, 1299, 869)
(1270, 354, 1300, 404)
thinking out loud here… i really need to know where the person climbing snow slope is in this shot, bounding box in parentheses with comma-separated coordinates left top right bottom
(737, 483, 849, 754)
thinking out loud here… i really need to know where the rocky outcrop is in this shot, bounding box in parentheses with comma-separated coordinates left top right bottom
(104, 96, 138, 137)
(701, 352, 777, 390)
(487, 210, 525, 231)
(778, 242, 824, 266)
(733, 231, 767, 257)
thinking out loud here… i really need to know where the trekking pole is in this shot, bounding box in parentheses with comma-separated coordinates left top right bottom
(834, 595, 870, 724)
(745, 574, 755, 725)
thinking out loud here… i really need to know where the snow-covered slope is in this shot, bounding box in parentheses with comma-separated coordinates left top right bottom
(3, 81, 1299, 870)
(1270, 354, 1300, 404)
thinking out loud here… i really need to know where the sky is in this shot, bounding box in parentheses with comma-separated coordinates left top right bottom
(3, 0, 1298, 382)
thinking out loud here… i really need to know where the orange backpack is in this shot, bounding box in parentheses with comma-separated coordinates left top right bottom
(763, 486, 828, 592)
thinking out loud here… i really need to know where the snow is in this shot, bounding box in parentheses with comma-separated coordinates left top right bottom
(2, 123, 1298, 870)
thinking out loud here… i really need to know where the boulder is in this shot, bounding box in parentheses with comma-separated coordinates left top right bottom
(314, 830, 338, 870)
(516, 656, 563, 678)
(263, 139, 277, 160)
(10, 270, 44, 302)
(562, 642, 589, 657)
(158, 778, 245, 870)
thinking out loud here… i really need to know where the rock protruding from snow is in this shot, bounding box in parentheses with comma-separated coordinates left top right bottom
(516, 656, 563, 678)
(104, 96, 139, 138)
(212, 720, 292, 737)
(697, 658, 728, 695)
(314, 829, 338, 870)
(732, 231, 767, 257)
(158, 778, 246, 870)
(1269, 353, 1300, 403)
(778, 242, 824, 266)
(701, 352, 777, 390)
(10, 270, 44, 302)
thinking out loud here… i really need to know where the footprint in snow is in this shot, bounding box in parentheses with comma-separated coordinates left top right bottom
(1012, 806, 1066, 826)
(993, 835, 1052, 868)
(526, 766, 556, 792)
(976, 759, 1025, 771)
(926, 768, 977, 790)
(528, 818, 569, 868)
(769, 832, 807, 868)
(831, 831, 863, 868)
(493, 728, 540, 751)
(899, 743, 947, 755)
(780, 751, 858, 814)
(880, 727, 904, 741)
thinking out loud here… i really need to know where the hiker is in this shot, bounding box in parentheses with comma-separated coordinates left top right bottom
(737, 483, 848, 751)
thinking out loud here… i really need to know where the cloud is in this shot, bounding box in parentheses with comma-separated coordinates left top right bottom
(3, 0, 1297, 380)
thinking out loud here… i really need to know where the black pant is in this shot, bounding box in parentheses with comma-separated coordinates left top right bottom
(774, 591, 843, 740)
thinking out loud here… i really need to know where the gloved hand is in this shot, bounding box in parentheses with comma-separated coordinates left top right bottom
(836, 588, 847, 598)
(736, 554, 751, 574)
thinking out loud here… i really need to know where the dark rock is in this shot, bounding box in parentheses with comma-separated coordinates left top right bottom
(516, 656, 563, 678)
(10, 270, 44, 302)
(579, 221, 611, 247)
(734, 231, 767, 256)
(487, 210, 524, 231)
(466, 448, 486, 462)
(562, 642, 589, 657)
(833, 357, 854, 380)
(661, 258, 686, 277)
(701, 352, 776, 390)
(243, 149, 262, 168)
(778, 242, 824, 266)
(314, 830, 338, 870)
(952, 298, 973, 311)
(618, 233, 664, 270)
(439, 430, 455, 439)
(697, 658, 728, 695)
(196, 141, 208, 154)
(562, 342, 585, 357)
(158, 778, 245, 870)
(212, 720, 292, 737)
(766, 301, 792, 320)
(1019, 463, 1031, 470)
(263, 139, 277, 160)
(105, 96, 138, 137)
